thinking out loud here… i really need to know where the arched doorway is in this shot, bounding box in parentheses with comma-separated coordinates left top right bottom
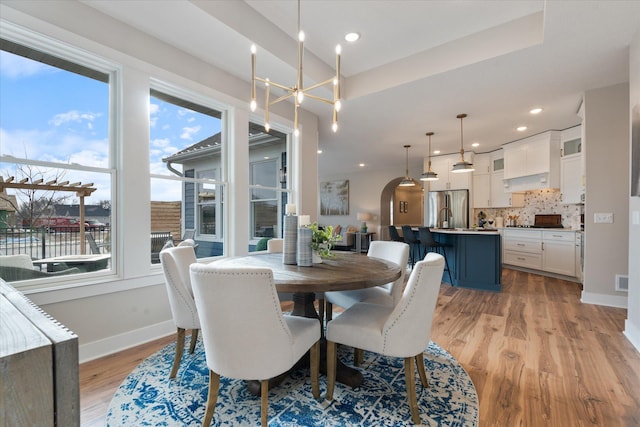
(379, 177, 424, 240)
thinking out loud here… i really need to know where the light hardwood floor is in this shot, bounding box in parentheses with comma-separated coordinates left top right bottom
(80, 268, 640, 426)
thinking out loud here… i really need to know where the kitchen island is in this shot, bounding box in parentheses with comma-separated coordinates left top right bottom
(431, 228, 501, 292)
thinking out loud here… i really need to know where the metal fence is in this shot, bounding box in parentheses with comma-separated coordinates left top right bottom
(0, 227, 111, 260)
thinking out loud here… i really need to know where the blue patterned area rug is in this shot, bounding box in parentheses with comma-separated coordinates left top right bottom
(107, 340, 478, 426)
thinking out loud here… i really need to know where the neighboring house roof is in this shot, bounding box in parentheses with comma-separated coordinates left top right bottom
(162, 124, 286, 165)
(53, 204, 111, 217)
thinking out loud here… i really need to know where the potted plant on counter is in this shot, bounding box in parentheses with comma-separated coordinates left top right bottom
(309, 222, 341, 263)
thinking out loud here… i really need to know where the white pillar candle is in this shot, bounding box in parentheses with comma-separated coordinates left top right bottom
(286, 204, 296, 215)
(298, 215, 311, 227)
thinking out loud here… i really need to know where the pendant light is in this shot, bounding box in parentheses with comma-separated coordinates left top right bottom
(451, 113, 475, 173)
(399, 145, 415, 186)
(420, 132, 439, 181)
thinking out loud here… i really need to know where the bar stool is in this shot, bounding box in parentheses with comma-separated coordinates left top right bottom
(388, 225, 404, 242)
(418, 227, 452, 283)
(401, 225, 421, 267)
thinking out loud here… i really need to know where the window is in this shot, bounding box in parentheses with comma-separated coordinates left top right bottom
(248, 123, 289, 247)
(0, 36, 115, 285)
(149, 86, 225, 261)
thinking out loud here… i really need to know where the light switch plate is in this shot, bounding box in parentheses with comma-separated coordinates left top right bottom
(633, 211, 640, 225)
(594, 213, 614, 223)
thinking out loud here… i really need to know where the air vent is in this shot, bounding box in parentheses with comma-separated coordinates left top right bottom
(615, 274, 629, 292)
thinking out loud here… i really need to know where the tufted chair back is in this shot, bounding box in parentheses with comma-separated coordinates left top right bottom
(382, 252, 444, 356)
(160, 245, 200, 378)
(189, 263, 320, 426)
(367, 241, 410, 306)
(267, 238, 284, 253)
(160, 246, 199, 329)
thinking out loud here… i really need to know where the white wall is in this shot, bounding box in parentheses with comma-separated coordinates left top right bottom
(583, 83, 630, 308)
(318, 161, 424, 237)
(1, 1, 319, 362)
(625, 29, 640, 351)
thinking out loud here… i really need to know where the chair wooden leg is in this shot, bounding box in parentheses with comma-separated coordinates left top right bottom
(202, 370, 220, 427)
(170, 328, 186, 378)
(189, 329, 199, 354)
(404, 357, 421, 425)
(310, 341, 320, 398)
(261, 379, 269, 426)
(353, 348, 364, 366)
(318, 298, 326, 338)
(415, 353, 429, 388)
(326, 341, 337, 401)
(326, 301, 333, 322)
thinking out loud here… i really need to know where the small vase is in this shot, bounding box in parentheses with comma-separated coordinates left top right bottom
(312, 251, 323, 264)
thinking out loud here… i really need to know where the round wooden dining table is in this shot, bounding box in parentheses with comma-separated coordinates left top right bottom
(214, 251, 402, 390)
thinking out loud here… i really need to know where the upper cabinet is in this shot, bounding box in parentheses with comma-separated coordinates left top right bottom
(473, 150, 524, 208)
(503, 131, 561, 192)
(560, 125, 584, 204)
(427, 153, 472, 191)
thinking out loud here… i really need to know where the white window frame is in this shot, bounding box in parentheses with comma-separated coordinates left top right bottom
(0, 22, 119, 291)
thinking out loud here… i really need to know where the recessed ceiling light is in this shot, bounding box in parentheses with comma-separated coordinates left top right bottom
(471, 142, 479, 147)
(345, 32, 360, 42)
(359, 163, 365, 167)
(433, 150, 441, 154)
(317, 150, 323, 154)
(517, 126, 528, 132)
(529, 107, 543, 114)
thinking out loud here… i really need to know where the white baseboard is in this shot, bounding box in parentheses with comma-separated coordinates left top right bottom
(580, 291, 628, 308)
(79, 319, 175, 363)
(624, 320, 640, 353)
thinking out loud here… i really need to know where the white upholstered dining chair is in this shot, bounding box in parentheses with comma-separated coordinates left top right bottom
(159, 245, 200, 378)
(325, 252, 445, 425)
(325, 241, 410, 315)
(189, 263, 321, 426)
(266, 238, 284, 253)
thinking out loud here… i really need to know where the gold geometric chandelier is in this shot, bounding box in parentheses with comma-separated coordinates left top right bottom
(250, 0, 342, 136)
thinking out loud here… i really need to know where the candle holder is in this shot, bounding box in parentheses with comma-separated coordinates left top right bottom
(296, 226, 313, 267)
(283, 215, 298, 265)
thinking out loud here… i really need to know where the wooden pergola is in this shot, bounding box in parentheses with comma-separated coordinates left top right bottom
(0, 176, 97, 254)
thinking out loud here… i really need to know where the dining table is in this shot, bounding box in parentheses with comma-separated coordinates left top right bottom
(213, 251, 402, 392)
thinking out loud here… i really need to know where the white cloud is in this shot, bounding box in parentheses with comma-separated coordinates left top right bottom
(49, 110, 101, 127)
(149, 103, 160, 128)
(0, 51, 56, 79)
(180, 125, 201, 140)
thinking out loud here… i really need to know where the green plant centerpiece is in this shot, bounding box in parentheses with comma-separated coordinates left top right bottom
(309, 222, 341, 259)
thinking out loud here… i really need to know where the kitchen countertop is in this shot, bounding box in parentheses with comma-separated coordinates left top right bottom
(501, 227, 579, 232)
(431, 228, 500, 234)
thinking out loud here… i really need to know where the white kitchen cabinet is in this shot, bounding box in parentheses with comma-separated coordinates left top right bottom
(503, 131, 561, 191)
(427, 153, 472, 191)
(473, 172, 491, 208)
(561, 154, 582, 204)
(503, 229, 543, 270)
(472, 153, 491, 208)
(491, 171, 525, 207)
(473, 151, 524, 208)
(542, 231, 576, 276)
(503, 229, 578, 279)
(560, 125, 583, 204)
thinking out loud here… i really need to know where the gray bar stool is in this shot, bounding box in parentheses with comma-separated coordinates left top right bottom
(418, 227, 452, 283)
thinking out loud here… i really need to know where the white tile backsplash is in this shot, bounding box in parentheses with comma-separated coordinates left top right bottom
(473, 189, 583, 228)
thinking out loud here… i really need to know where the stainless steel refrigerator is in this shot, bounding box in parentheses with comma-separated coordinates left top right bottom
(427, 189, 469, 229)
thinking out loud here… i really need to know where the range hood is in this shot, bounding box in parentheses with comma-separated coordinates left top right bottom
(502, 131, 561, 192)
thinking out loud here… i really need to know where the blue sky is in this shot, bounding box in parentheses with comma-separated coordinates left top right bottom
(0, 50, 220, 203)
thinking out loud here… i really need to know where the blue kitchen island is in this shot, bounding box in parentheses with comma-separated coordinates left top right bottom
(431, 228, 502, 292)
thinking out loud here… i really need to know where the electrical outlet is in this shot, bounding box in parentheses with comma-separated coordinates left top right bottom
(594, 213, 614, 224)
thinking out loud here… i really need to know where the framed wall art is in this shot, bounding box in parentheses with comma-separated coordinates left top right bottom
(320, 180, 349, 215)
